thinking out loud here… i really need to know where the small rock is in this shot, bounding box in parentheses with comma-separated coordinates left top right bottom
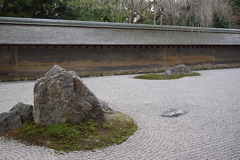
(100, 100, 113, 114)
(10, 102, 33, 123)
(164, 64, 192, 77)
(161, 109, 188, 117)
(164, 70, 171, 78)
(99, 100, 115, 121)
(0, 102, 33, 132)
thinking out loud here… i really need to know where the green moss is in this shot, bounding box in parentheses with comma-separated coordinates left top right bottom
(134, 72, 200, 80)
(1, 113, 137, 152)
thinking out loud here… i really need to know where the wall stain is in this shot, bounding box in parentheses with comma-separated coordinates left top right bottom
(0, 46, 240, 80)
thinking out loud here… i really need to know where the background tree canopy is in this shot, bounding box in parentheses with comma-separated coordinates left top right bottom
(0, 0, 239, 28)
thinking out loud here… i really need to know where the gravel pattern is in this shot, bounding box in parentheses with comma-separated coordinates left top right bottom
(0, 68, 240, 160)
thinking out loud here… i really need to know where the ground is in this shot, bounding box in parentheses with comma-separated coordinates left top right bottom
(0, 68, 240, 159)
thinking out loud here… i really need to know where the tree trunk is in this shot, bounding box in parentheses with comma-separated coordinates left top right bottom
(160, 14, 163, 25)
(154, 3, 156, 25)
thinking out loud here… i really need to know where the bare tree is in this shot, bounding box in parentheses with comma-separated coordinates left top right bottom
(66, 0, 233, 27)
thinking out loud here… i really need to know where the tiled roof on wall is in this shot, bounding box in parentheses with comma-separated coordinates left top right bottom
(0, 17, 240, 45)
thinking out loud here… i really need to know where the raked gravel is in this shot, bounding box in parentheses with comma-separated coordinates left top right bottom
(0, 68, 240, 160)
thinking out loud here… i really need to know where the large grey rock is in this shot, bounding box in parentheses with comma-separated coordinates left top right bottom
(0, 102, 33, 132)
(164, 64, 192, 77)
(33, 65, 104, 125)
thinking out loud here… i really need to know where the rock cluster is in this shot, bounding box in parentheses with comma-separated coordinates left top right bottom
(164, 64, 192, 77)
(0, 65, 111, 132)
(0, 102, 33, 132)
(33, 65, 104, 125)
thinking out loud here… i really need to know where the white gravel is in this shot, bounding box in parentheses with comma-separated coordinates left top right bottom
(0, 68, 240, 160)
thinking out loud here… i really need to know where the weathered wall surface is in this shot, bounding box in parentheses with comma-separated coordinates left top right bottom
(0, 45, 239, 80)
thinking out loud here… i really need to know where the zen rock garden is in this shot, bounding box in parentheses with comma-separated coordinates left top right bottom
(0, 64, 195, 151)
(0, 65, 137, 151)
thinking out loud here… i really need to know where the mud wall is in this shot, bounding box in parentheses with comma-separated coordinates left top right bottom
(0, 45, 239, 80)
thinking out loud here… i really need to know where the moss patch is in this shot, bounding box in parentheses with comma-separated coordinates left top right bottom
(134, 72, 200, 80)
(0, 112, 137, 152)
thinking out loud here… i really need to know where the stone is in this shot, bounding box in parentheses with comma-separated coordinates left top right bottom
(161, 108, 188, 117)
(164, 64, 192, 77)
(164, 70, 171, 78)
(99, 100, 113, 114)
(33, 65, 104, 125)
(0, 102, 33, 132)
(45, 65, 65, 78)
(99, 100, 115, 121)
(10, 102, 34, 123)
